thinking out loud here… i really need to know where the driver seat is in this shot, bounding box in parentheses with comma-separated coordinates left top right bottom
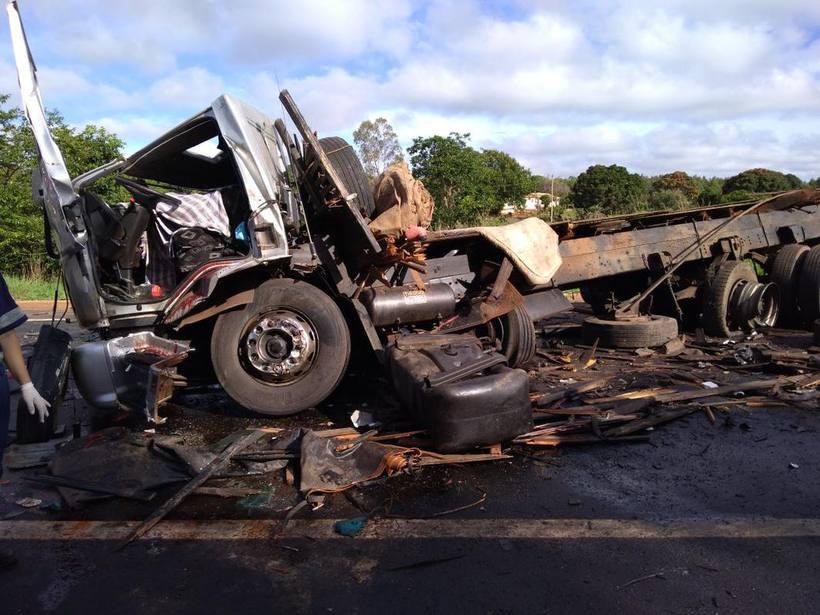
(84, 191, 125, 262)
(83, 192, 151, 286)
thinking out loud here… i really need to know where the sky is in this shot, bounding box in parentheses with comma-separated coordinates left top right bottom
(2, 0, 820, 179)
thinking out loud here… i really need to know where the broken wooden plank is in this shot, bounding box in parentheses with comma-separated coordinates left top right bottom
(523, 434, 650, 446)
(313, 427, 359, 438)
(417, 452, 512, 465)
(587, 377, 794, 406)
(590, 386, 688, 403)
(535, 376, 614, 407)
(603, 406, 698, 438)
(193, 486, 262, 498)
(703, 407, 717, 425)
(515, 414, 642, 441)
(655, 378, 792, 402)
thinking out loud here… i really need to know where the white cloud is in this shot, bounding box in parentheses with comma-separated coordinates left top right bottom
(147, 68, 226, 108)
(92, 116, 178, 153)
(3, 0, 820, 179)
(37, 67, 134, 111)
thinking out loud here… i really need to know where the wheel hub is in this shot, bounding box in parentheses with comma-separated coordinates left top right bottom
(729, 280, 780, 329)
(244, 310, 317, 383)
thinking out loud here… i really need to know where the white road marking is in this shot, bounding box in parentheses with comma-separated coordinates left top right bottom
(1, 518, 819, 541)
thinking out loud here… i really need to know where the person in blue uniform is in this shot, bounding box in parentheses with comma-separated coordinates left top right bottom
(0, 271, 50, 570)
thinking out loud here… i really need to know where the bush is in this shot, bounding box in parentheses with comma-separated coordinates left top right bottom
(723, 168, 802, 194)
(570, 164, 646, 215)
(652, 171, 699, 201)
(721, 190, 754, 203)
(647, 189, 691, 211)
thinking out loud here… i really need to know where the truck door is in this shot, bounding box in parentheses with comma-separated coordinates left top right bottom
(7, 1, 107, 328)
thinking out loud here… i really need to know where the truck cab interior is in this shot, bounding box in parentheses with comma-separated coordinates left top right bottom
(80, 115, 253, 303)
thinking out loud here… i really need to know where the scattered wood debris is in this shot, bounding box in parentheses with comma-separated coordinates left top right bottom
(524, 329, 819, 448)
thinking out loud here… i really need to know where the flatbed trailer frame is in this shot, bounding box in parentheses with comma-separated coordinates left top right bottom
(553, 200, 820, 286)
(548, 192, 820, 336)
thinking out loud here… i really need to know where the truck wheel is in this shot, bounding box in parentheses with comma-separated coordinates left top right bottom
(501, 304, 537, 367)
(702, 260, 759, 337)
(211, 279, 351, 416)
(485, 304, 536, 368)
(581, 315, 678, 348)
(317, 136, 376, 218)
(797, 245, 820, 324)
(769, 244, 809, 325)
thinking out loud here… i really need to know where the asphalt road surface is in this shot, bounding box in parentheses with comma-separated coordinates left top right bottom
(2, 305, 819, 614)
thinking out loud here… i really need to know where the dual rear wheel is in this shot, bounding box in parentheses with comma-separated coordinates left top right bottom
(766, 243, 820, 326)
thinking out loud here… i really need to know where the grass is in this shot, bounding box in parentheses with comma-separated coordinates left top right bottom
(5, 274, 66, 301)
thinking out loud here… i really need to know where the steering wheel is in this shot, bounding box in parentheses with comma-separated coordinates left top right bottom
(116, 176, 182, 208)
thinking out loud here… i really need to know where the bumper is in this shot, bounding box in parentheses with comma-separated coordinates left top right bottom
(71, 332, 189, 412)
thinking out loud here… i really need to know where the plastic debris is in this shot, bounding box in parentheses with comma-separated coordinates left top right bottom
(350, 409, 380, 429)
(334, 516, 368, 537)
(15, 497, 42, 508)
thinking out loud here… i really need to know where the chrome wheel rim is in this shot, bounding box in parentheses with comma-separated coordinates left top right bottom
(242, 309, 317, 384)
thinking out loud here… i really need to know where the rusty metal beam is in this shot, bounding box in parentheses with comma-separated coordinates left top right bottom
(554, 201, 820, 287)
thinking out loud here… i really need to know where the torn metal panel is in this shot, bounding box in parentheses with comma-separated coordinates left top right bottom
(7, 0, 108, 329)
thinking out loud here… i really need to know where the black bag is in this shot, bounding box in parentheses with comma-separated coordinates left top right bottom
(171, 227, 236, 280)
(16, 325, 71, 444)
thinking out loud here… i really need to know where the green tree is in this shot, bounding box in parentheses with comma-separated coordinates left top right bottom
(352, 117, 403, 179)
(647, 189, 690, 211)
(408, 133, 536, 227)
(652, 171, 699, 201)
(0, 94, 125, 275)
(694, 177, 724, 205)
(529, 175, 571, 198)
(408, 133, 482, 208)
(569, 164, 646, 215)
(530, 174, 549, 192)
(723, 168, 802, 194)
(480, 149, 533, 211)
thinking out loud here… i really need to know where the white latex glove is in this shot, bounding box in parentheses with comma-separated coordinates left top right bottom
(20, 382, 50, 423)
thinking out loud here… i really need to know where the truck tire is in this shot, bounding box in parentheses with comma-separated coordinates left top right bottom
(581, 315, 678, 349)
(702, 260, 758, 337)
(797, 245, 820, 323)
(211, 279, 351, 416)
(769, 244, 809, 325)
(318, 137, 376, 218)
(498, 304, 537, 368)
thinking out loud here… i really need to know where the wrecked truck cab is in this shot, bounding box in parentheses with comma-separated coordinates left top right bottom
(70, 94, 292, 317)
(9, 0, 569, 442)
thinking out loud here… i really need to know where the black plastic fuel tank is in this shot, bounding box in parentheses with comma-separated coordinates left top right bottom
(388, 335, 532, 452)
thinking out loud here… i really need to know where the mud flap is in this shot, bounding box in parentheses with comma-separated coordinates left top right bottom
(16, 325, 71, 444)
(388, 336, 532, 452)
